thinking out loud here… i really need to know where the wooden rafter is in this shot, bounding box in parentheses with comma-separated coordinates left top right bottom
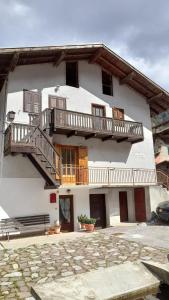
(151, 103, 165, 114)
(88, 48, 103, 64)
(9, 52, 20, 72)
(53, 51, 65, 67)
(120, 72, 135, 85)
(147, 92, 163, 104)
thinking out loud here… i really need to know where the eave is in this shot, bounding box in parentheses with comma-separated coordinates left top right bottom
(0, 43, 168, 116)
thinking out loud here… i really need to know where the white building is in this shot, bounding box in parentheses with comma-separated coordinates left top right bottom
(0, 44, 167, 231)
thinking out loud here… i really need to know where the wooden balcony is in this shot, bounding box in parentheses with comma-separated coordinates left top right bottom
(44, 108, 144, 143)
(60, 165, 157, 186)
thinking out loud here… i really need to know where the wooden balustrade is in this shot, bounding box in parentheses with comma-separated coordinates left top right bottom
(60, 165, 157, 186)
(52, 108, 143, 141)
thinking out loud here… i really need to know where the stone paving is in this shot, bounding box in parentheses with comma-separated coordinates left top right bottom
(0, 230, 169, 299)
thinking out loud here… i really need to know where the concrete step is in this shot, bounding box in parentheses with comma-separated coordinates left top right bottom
(31, 261, 160, 300)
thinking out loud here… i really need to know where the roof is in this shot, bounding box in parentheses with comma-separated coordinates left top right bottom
(0, 43, 168, 116)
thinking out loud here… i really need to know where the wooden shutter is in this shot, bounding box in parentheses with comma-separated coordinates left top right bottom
(78, 147, 88, 184)
(112, 107, 124, 120)
(49, 95, 66, 109)
(23, 90, 41, 114)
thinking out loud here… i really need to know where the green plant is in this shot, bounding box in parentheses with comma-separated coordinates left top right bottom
(78, 214, 88, 224)
(85, 218, 96, 225)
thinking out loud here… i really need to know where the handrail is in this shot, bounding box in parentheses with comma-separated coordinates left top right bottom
(53, 107, 143, 125)
(61, 165, 157, 185)
(157, 169, 169, 189)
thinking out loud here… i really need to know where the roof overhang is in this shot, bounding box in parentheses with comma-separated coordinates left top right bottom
(0, 43, 168, 116)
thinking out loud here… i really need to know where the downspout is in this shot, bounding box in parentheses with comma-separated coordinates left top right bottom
(0, 78, 8, 180)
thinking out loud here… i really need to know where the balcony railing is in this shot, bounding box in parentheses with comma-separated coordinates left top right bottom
(60, 165, 157, 186)
(46, 108, 144, 143)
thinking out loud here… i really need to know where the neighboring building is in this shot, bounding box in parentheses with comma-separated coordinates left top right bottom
(0, 44, 168, 231)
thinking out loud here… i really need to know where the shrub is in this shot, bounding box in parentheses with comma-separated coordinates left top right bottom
(78, 214, 88, 224)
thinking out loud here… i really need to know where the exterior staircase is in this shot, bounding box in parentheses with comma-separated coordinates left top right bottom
(157, 169, 169, 190)
(4, 123, 60, 189)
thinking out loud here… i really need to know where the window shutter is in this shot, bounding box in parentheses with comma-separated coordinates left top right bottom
(113, 107, 124, 120)
(23, 90, 41, 114)
(78, 147, 88, 184)
(49, 95, 66, 109)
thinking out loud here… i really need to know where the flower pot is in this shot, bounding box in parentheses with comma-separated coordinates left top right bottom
(85, 224, 95, 232)
(81, 223, 86, 230)
(54, 226, 61, 234)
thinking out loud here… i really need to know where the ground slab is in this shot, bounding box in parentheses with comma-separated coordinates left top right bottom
(0, 228, 168, 299)
(31, 261, 160, 300)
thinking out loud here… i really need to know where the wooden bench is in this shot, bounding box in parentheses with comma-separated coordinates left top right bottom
(0, 214, 50, 240)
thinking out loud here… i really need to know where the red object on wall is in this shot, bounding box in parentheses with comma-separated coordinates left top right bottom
(50, 193, 56, 203)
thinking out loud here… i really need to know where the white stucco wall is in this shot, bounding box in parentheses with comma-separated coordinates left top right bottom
(5, 60, 155, 170)
(0, 60, 155, 223)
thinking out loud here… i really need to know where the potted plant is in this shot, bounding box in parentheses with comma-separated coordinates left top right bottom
(78, 214, 87, 230)
(85, 218, 96, 232)
(54, 220, 61, 234)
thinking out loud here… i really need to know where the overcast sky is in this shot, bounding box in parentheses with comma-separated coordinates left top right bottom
(1, 0, 169, 90)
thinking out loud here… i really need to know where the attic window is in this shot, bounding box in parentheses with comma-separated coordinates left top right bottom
(23, 90, 41, 114)
(102, 70, 113, 96)
(66, 62, 79, 88)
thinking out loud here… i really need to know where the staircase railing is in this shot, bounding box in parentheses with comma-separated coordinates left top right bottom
(4, 123, 60, 180)
(33, 126, 60, 178)
(157, 169, 169, 190)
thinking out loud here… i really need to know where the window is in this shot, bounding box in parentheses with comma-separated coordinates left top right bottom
(23, 90, 41, 114)
(66, 62, 79, 88)
(102, 70, 113, 96)
(92, 104, 106, 130)
(48, 95, 66, 109)
(112, 107, 124, 120)
(61, 146, 77, 176)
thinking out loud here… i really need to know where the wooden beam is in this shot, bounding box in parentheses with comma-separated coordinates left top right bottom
(9, 52, 20, 72)
(117, 137, 128, 143)
(67, 130, 77, 138)
(85, 133, 97, 140)
(120, 72, 135, 85)
(151, 103, 165, 114)
(98, 57, 125, 77)
(102, 135, 114, 141)
(147, 92, 163, 104)
(89, 48, 103, 64)
(131, 138, 143, 144)
(53, 51, 65, 67)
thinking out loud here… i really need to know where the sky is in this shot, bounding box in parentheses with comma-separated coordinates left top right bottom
(1, 0, 169, 90)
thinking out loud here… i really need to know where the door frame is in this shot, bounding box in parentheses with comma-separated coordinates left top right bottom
(119, 191, 128, 222)
(89, 194, 106, 228)
(134, 187, 146, 222)
(59, 195, 74, 232)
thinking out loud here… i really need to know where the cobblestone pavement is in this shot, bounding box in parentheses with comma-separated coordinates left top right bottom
(0, 231, 168, 299)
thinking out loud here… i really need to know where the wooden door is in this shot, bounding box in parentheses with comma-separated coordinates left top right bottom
(78, 147, 88, 184)
(59, 195, 74, 232)
(90, 194, 106, 228)
(92, 104, 106, 130)
(134, 188, 146, 222)
(119, 191, 128, 222)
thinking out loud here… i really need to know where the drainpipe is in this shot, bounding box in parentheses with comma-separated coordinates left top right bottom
(0, 79, 8, 180)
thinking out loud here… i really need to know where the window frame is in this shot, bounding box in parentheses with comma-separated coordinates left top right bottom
(102, 70, 113, 96)
(23, 89, 41, 114)
(48, 95, 67, 110)
(66, 61, 79, 88)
